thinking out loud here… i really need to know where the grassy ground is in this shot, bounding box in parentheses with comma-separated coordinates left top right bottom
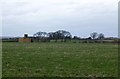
(2, 42, 118, 77)
(0, 42, 2, 78)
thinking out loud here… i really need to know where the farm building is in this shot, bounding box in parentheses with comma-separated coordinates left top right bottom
(19, 34, 32, 43)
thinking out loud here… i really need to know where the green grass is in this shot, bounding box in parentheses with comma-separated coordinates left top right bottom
(2, 42, 118, 77)
(0, 42, 2, 78)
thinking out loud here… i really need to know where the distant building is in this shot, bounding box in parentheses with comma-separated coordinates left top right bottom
(19, 34, 32, 43)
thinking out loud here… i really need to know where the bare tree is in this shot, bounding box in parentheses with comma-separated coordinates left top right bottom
(48, 32, 60, 42)
(90, 32, 98, 40)
(98, 33, 104, 40)
(56, 30, 72, 42)
(33, 31, 48, 41)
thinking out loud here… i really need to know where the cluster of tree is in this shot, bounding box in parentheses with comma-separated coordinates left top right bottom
(33, 30, 72, 42)
(70, 32, 105, 40)
(32, 31, 105, 42)
(90, 32, 105, 40)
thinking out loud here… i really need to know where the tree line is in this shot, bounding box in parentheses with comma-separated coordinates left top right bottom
(33, 30, 72, 42)
(2, 30, 119, 43)
(32, 30, 105, 42)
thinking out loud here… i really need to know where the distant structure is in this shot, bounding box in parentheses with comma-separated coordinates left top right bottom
(19, 34, 32, 43)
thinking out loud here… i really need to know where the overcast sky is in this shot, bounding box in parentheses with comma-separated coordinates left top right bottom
(1, 0, 119, 37)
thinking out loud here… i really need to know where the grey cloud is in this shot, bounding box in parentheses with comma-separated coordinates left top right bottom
(2, 0, 118, 37)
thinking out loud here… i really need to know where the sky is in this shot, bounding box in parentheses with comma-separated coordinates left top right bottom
(1, 0, 119, 37)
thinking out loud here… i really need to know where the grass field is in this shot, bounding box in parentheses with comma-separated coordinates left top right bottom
(0, 42, 2, 78)
(2, 42, 118, 77)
